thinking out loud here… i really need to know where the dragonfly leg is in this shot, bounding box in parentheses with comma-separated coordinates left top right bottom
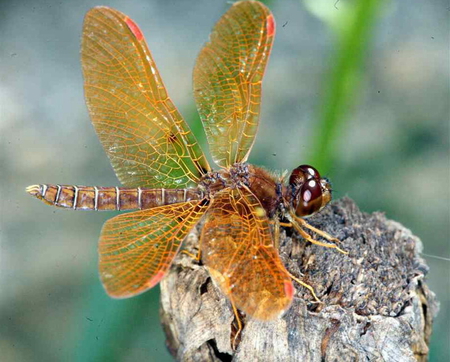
(181, 249, 202, 262)
(270, 218, 297, 248)
(272, 219, 280, 249)
(230, 299, 243, 350)
(271, 219, 322, 303)
(287, 215, 348, 255)
(294, 216, 342, 244)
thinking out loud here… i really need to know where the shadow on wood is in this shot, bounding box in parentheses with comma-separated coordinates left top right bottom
(160, 197, 438, 362)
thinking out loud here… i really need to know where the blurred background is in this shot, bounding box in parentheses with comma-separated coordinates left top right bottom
(0, 0, 448, 361)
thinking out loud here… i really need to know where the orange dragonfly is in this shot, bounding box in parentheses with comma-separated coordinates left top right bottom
(27, 1, 345, 321)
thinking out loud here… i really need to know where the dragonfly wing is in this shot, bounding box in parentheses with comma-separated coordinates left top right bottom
(82, 7, 210, 188)
(99, 199, 208, 298)
(201, 187, 293, 320)
(193, 1, 275, 167)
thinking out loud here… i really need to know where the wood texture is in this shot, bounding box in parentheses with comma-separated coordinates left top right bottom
(159, 197, 438, 361)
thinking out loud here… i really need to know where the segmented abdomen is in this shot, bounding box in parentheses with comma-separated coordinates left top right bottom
(26, 184, 205, 211)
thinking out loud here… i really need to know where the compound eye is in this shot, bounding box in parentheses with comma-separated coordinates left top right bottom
(300, 165, 320, 179)
(295, 179, 323, 217)
(301, 179, 322, 203)
(289, 164, 321, 186)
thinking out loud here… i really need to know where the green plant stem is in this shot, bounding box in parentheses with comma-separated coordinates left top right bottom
(310, 0, 384, 173)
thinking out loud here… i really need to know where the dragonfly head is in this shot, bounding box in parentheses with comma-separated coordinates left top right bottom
(288, 165, 331, 218)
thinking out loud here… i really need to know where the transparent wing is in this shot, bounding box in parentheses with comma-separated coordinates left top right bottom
(200, 187, 293, 320)
(99, 199, 208, 298)
(193, 1, 275, 168)
(82, 7, 210, 188)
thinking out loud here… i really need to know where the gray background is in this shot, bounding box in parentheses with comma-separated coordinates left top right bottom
(1, 0, 448, 361)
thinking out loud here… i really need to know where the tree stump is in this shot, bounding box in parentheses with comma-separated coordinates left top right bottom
(159, 197, 438, 361)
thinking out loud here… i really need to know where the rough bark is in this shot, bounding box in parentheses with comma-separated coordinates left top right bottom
(159, 197, 439, 362)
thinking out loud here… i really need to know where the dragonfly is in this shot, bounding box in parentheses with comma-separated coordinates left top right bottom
(27, 0, 346, 321)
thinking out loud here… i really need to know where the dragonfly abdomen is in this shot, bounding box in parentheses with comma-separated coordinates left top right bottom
(26, 184, 205, 211)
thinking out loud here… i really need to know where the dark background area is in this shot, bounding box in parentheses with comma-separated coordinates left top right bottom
(0, 0, 448, 361)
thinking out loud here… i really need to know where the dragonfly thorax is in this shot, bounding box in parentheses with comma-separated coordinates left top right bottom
(200, 163, 284, 218)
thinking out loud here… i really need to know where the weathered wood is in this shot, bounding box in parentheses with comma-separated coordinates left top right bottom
(159, 197, 438, 361)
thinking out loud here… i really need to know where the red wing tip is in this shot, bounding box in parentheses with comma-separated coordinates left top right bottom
(284, 280, 295, 300)
(147, 271, 166, 289)
(103, 271, 166, 299)
(124, 16, 144, 41)
(266, 14, 275, 37)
